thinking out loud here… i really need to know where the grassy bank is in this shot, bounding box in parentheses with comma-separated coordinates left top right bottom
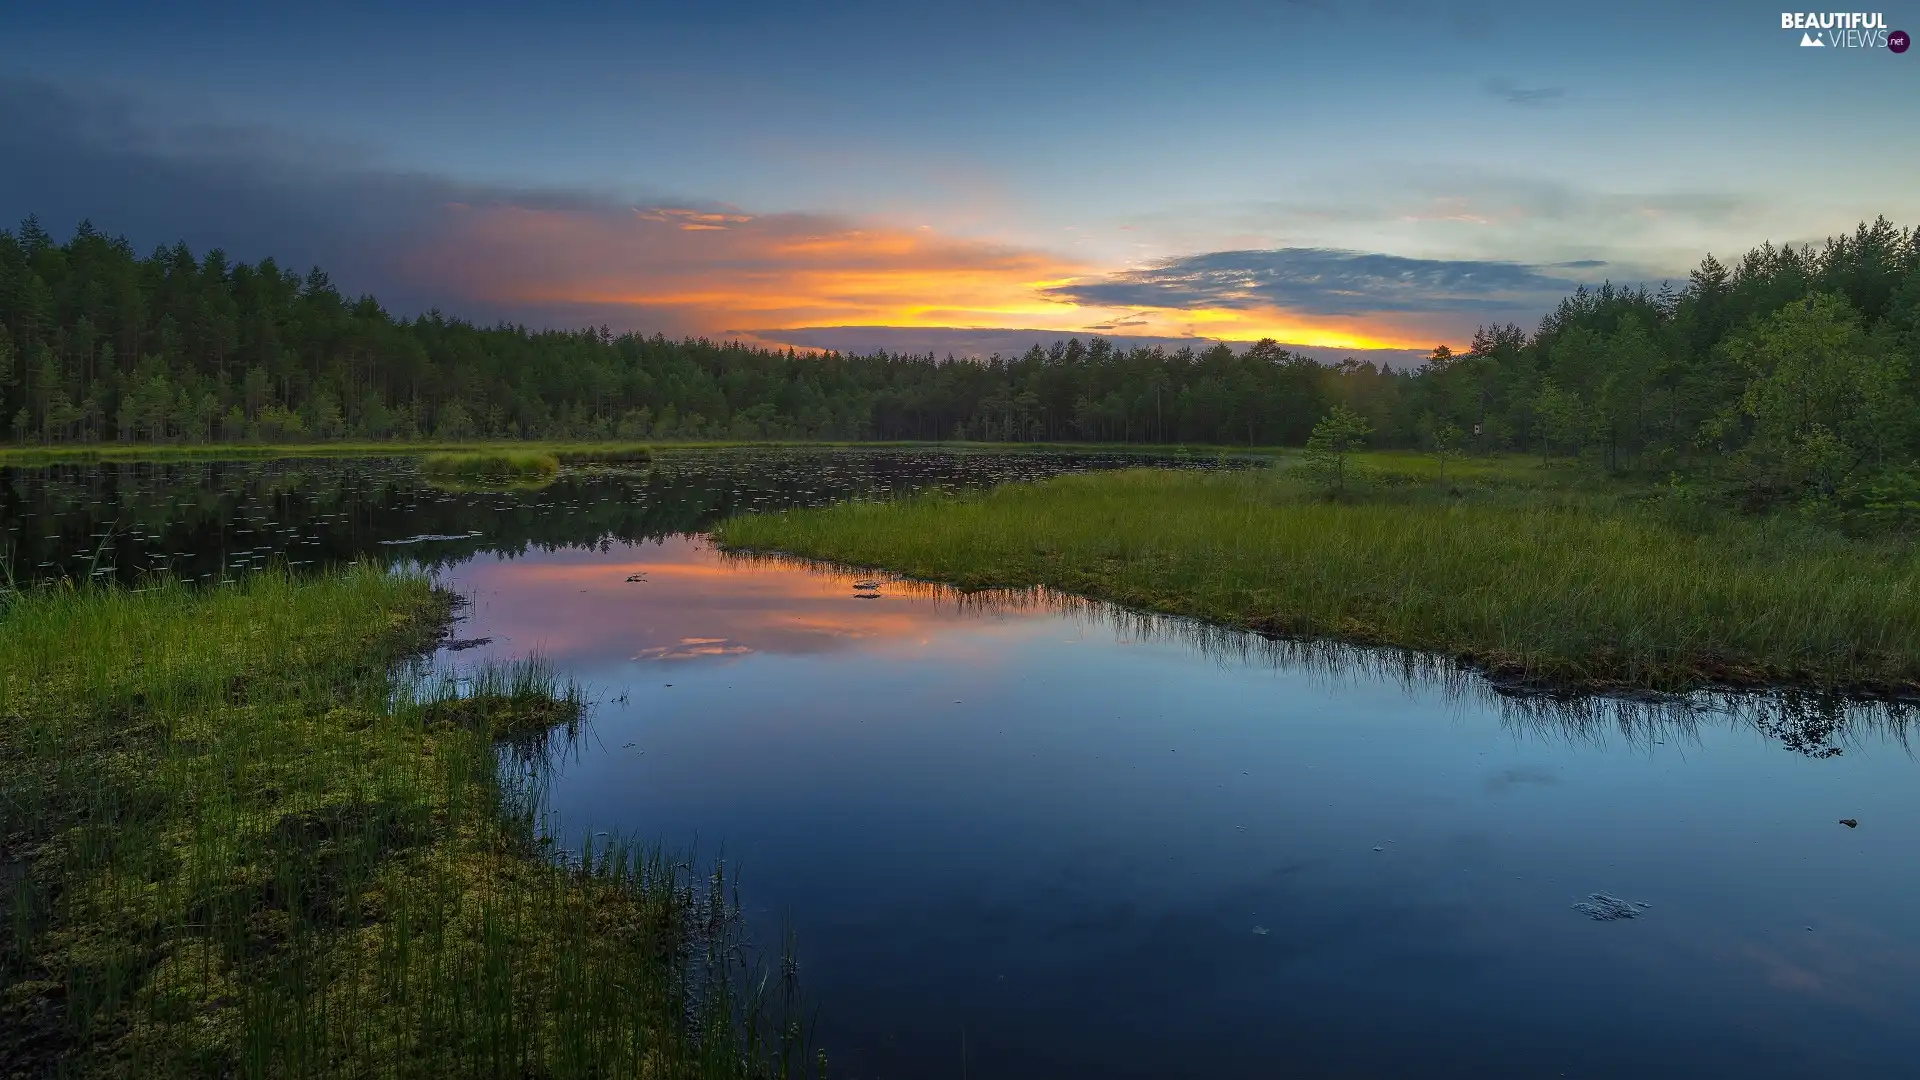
(716, 463, 1920, 692)
(0, 569, 806, 1077)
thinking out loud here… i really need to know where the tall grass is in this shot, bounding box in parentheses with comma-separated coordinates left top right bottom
(0, 568, 813, 1077)
(715, 466, 1920, 691)
(420, 449, 561, 482)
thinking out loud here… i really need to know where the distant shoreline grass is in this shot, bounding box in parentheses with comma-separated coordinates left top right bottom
(0, 569, 804, 1077)
(0, 437, 1276, 467)
(715, 464, 1920, 694)
(0, 439, 667, 467)
(420, 448, 563, 483)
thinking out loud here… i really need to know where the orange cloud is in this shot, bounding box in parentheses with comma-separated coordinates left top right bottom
(408, 202, 1439, 351)
(439, 539, 1038, 670)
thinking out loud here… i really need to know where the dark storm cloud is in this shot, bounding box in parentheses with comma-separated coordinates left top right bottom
(0, 79, 639, 316)
(0, 80, 1097, 346)
(1044, 247, 1596, 317)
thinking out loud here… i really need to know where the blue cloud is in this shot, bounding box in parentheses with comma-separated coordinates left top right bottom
(1044, 248, 1600, 317)
(1486, 79, 1568, 106)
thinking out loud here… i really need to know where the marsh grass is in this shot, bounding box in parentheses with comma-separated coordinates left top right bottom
(715, 465, 1920, 692)
(0, 437, 1253, 468)
(420, 450, 562, 484)
(0, 440, 663, 468)
(0, 568, 814, 1078)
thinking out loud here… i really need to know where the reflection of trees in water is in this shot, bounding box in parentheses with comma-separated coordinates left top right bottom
(748, 565, 1917, 760)
(1476, 687, 1915, 760)
(3, 449, 1235, 586)
(13, 453, 1909, 760)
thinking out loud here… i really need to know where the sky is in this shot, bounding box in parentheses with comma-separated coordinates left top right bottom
(1, 0, 1915, 361)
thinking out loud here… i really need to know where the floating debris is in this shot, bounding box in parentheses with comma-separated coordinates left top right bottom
(1839, 818, 1859, 828)
(625, 573, 647, 582)
(441, 637, 493, 652)
(1251, 925, 1270, 936)
(1573, 894, 1651, 921)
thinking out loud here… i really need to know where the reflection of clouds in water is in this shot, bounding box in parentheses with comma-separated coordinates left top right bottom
(1731, 924, 1920, 1016)
(455, 539, 1917, 756)
(633, 637, 755, 661)
(442, 536, 1048, 669)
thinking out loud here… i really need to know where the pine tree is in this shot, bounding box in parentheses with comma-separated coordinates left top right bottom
(1303, 405, 1373, 495)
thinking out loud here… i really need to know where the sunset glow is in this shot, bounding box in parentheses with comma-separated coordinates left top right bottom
(414, 203, 1441, 352)
(9, 0, 1915, 362)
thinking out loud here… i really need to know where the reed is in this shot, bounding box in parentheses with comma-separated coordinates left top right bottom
(716, 465, 1920, 692)
(0, 568, 812, 1077)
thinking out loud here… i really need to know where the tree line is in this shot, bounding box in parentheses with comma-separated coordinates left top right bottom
(2, 214, 1916, 507)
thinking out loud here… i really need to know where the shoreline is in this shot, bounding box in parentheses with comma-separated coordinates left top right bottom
(713, 466, 1920, 696)
(0, 569, 798, 1076)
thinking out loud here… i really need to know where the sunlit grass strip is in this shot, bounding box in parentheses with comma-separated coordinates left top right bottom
(419, 450, 562, 482)
(0, 569, 805, 1077)
(715, 467, 1920, 692)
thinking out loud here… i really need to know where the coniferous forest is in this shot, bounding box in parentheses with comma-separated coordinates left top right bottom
(3, 214, 1917, 513)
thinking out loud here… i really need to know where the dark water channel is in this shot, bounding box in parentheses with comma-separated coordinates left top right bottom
(4, 449, 1917, 1078)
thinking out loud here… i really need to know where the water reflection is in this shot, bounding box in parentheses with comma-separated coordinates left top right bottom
(724, 546, 1917, 761)
(0, 448, 1241, 585)
(10, 449, 1916, 1077)
(433, 535, 1920, 1080)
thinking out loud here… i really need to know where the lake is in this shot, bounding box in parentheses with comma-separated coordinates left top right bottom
(4, 448, 1916, 1078)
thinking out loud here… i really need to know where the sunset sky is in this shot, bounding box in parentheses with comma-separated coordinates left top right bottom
(2, 0, 1915, 362)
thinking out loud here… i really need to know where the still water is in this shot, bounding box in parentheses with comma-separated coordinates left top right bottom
(4, 449, 1916, 1078)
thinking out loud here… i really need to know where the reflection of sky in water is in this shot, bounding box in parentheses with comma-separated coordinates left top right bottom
(437, 537, 1920, 1079)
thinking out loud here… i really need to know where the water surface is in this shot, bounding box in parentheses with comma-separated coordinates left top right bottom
(5, 449, 1915, 1079)
(440, 539, 1917, 1079)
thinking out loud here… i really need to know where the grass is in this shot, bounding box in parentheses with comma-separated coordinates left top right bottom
(420, 450, 563, 484)
(715, 460, 1920, 693)
(0, 438, 1248, 468)
(0, 441, 660, 468)
(0, 568, 814, 1078)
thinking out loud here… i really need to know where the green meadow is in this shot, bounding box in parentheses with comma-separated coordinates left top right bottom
(716, 456, 1920, 693)
(0, 568, 811, 1078)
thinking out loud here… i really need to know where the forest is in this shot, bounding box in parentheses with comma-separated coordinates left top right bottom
(2, 215, 1917, 512)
